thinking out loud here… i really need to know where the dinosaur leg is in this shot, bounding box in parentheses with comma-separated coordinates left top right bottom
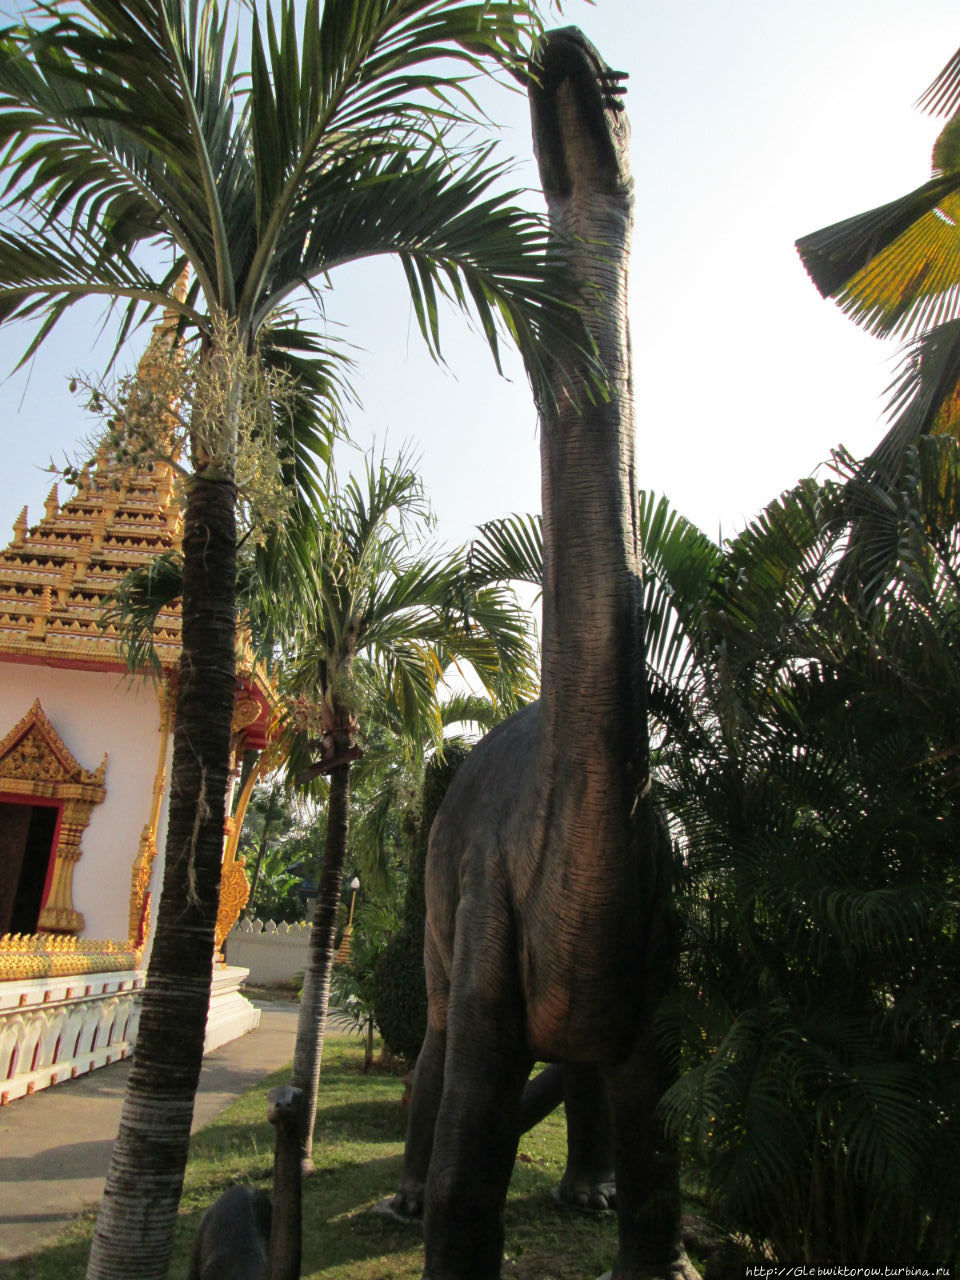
(421, 894, 531, 1280)
(392, 1020, 447, 1219)
(518, 1061, 564, 1133)
(557, 1064, 616, 1213)
(520, 1063, 615, 1212)
(601, 1029, 698, 1280)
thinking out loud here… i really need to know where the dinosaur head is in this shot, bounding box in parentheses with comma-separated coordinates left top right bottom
(267, 1084, 303, 1129)
(529, 27, 631, 200)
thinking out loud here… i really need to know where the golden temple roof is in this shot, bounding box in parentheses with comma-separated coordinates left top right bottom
(0, 458, 183, 671)
(0, 306, 185, 672)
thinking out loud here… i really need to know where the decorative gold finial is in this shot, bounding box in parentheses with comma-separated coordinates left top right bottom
(75, 537, 92, 575)
(12, 506, 28, 544)
(31, 586, 51, 638)
(56, 560, 76, 606)
(91, 513, 107, 552)
(44, 485, 59, 521)
(171, 266, 190, 305)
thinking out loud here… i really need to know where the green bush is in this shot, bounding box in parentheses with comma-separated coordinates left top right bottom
(372, 741, 471, 1064)
(648, 450, 960, 1266)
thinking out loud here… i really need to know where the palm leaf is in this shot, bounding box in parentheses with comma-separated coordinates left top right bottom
(638, 491, 720, 687)
(795, 172, 960, 334)
(101, 548, 184, 675)
(916, 44, 960, 117)
(467, 511, 543, 591)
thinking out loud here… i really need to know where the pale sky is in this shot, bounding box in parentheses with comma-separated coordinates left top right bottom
(1, 1, 958, 553)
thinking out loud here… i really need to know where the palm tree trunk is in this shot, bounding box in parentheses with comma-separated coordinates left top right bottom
(290, 754, 352, 1170)
(86, 475, 238, 1280)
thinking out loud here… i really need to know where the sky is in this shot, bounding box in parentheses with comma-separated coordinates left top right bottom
(1, 0, 958, 555)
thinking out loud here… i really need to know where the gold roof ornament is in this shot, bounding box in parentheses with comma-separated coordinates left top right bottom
(0, 455, 183, 671)
(0, 310, 187, 671)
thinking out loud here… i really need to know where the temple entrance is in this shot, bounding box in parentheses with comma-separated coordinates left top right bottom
(0, 700, 107, 935)
(0, 800, 59, 934)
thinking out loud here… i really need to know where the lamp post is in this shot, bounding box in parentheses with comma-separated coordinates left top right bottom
(334, 875, 361, 964)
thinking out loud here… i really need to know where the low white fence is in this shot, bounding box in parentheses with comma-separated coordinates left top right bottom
(225, 917, 311, 987)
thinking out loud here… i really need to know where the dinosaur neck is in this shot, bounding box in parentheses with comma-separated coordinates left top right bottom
(538, 136, 644, 795)
(268, 1117, 301, 1280)
(522, 32, 649, 1060)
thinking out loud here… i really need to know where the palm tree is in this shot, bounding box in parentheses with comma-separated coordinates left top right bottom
(0, 4, 590, 1275)
(273, 453, 538, 1166)
(642, 459, 960, 1266)
(796, 45, 960, 599)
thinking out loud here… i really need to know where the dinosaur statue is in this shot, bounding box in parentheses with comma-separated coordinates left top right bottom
(391, 26, 695, 1280)
(189, 1085, 303, 1280)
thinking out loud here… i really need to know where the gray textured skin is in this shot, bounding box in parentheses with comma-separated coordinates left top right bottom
(188, 1086, 302, 1280)
(393, 28, 697, 1280)
(188, 1186, 271, 1280)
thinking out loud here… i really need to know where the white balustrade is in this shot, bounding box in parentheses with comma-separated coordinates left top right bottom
(0, 970, 143, 1104)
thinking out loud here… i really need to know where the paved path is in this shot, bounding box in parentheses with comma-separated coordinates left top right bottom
(0, 999, 299, 1263)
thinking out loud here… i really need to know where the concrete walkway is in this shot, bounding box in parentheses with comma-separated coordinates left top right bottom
(0, 998, 300, 1262)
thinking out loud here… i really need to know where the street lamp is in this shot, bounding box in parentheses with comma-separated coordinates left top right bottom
(335, 875, 361, 964)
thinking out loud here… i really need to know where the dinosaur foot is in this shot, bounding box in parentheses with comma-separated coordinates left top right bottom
(375, 1189, 424, 1223)
(598, 1248, 701, 1280)
(551, 1176, 616, 1216)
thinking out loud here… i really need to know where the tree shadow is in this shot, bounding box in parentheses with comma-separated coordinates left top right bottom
(310, 1098, 407, 1142)
(0, 1138, 116, 1184)
(1, 1212, 96, 1279)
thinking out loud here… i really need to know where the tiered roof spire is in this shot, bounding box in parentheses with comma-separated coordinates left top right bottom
(0, 458, 182, 671)
(0, 311, 185, 671)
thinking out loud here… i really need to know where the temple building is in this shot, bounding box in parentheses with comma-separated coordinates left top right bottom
(0, 321, 273, 1103)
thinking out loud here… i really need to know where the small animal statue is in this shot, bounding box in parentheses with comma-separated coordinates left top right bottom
(188, 1085, 303, 1280)
(391, 26, 697, 1280)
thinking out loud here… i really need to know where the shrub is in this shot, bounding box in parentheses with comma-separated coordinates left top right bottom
(373, 741, 471, 1064)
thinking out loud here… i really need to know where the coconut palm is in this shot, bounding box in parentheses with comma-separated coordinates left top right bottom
(643, 454, 960, 1266)
(272, 453, 538, 1166)
(0, 3, 590, 1274)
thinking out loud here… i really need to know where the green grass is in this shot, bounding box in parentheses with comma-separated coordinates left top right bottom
(6, 1035, 622, 1280)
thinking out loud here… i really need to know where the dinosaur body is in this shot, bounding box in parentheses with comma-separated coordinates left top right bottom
(189, 1185, 271, 1280)
(189, 1086, 303, 1280)
(394, 28, 694, 1280)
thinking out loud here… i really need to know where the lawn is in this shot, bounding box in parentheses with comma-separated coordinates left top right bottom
(6, 1035, 626, 1280)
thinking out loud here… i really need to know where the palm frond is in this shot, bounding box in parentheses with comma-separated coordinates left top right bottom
(102, 549, 184, 674)
(795, 171, 960, 335)
(917, 44, 960, 117)
(467, 511, 543, 591)
(639, 491, 720, 687)
(241, 0, 548, 310)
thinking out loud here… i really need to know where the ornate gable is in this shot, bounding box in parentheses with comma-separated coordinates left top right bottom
(0, 700, 106, 796)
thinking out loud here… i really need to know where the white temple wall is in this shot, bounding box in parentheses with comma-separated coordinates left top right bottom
(0, 663, 170, 943)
